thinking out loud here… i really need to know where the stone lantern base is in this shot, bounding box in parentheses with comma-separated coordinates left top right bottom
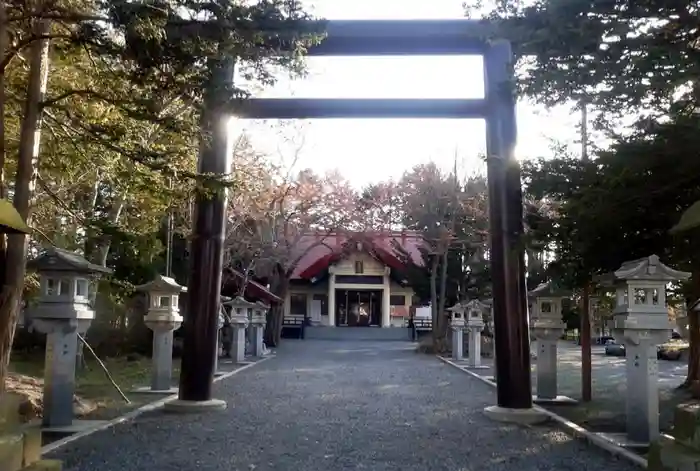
(614, 329, 668, 445)
(466, 325, 487, 368)
(249, 318, 266, 357)
(450, 323, 465, 361)
(230, 316, 249, 364)
(31, 318, 98, 429)
(530, 324, 575, 405)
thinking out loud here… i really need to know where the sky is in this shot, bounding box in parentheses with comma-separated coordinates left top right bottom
(237, 0, 582, 188)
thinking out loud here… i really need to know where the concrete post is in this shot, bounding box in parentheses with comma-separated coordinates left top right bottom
(231, 317, 248, 363)
(447, 303, 466, 361)
(213, 307, 225, 375)
(382, 267, 391, 327)
(467, 325, 483, 367)
(251, 302, 269, 357)
(625, 338, 661, 443)
(465, 300, 487, 369)
(451, 317, 465, 361)
(150, 328, 176, 391)
(528, 282, 573, 404)
(328, 269, 336, 327)
(36, 320, 81, 427)
(535, 338, 557, 399)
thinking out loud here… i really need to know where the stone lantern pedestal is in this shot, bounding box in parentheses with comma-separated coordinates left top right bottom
(223, 297, 254, 363)
(528, 282, 575, 405)
(465, 300, 488, 369)
(598, 255, 690, 446)
(251, 302, 269, 357)
(133, 275, 185, 394)
(213, 300, 230, 376)
(27, 248, 112, 430)
(447, 303, 466, 361)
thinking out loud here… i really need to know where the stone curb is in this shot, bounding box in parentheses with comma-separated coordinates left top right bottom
(41, 355, 274, 455)
(436, 355, 648, 469)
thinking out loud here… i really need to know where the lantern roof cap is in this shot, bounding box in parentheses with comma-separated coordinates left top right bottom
(598, 255, 690, 286)
(222, 296, 257, 308)
(528, 281, 571, 298)
(255, 300, 270, 310)
(134, 274, 185, 293)
(28, 247, 112, 275)
(447, 302, 466, 312)
(464, 299, 487, 310)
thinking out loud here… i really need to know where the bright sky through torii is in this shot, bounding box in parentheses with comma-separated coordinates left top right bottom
(239, 0, 581, 188)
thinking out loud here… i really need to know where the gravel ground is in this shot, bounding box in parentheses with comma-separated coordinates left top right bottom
(48, 340, 640, 471)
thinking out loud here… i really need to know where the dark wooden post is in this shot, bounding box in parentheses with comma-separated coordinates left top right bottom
(484, 40, 533, 409)
(177, 57, 234, 404)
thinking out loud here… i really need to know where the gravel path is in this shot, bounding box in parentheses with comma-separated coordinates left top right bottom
(49, 340, 640, 471)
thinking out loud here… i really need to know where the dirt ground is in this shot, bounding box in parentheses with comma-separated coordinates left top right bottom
(8, 352, 181, 421)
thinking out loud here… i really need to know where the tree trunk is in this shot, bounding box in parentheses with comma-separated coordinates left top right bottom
(429, 255, 446, 352)
(436, 249, 450, 343)
(83, 174, 101, 258)
(0, 21, 50, 392)
(89, 197, 125, 266)
(265, 275, 288, 348)
(0, 0, 8, 347)
(265, 304, 283, 348)
(0, 0, 6, 202)
(683, 271, 700, 388)
(685, 310, 700, 388)
(429, 255, 438, 324)
(581, 282, 592, 402)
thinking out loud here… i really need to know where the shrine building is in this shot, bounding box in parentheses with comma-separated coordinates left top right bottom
(284, 231, 423, 328)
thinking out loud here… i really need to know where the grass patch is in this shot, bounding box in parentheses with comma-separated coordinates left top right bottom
(8, 351, 181, 420)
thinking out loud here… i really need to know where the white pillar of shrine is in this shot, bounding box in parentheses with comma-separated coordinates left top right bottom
(328, 267, 336, 327)
(382, 267, 391, 327)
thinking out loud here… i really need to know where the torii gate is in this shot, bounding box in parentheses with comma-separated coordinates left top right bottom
(175, 19, 536, 421)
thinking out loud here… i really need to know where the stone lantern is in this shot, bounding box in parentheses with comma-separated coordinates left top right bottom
(134, 275, 185, 393)
(250, 301, 269, 357)
(222, 296, 253, 363)
(465, 299, 487, 369)
(528, 281, 574, 405)
(27, 248, 112, 429)
(600, 255, 690, 445)
(447, 303, 466, 361)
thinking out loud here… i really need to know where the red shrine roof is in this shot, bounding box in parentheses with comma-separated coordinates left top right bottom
(291, 231, 424, 280)
(225, 269, 282, 303)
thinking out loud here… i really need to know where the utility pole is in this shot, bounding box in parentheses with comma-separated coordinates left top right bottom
(165, 177, 174, 278)
(580, 100, 592, 402)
